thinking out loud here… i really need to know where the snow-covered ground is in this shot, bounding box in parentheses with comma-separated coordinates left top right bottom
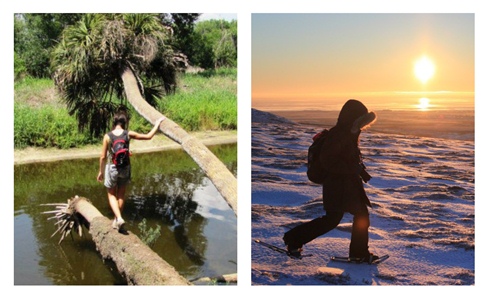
(251, 109, 474, 286)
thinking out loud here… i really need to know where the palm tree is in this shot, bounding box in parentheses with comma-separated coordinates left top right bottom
(51, 13, 175, 136)
(51, 13, 237, 215)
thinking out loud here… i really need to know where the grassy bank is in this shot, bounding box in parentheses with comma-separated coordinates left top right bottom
(162, 68, 237, 131)
(14, 68, 237, 149)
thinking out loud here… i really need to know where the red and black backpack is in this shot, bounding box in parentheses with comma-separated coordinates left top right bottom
(108, 131, 130, 167)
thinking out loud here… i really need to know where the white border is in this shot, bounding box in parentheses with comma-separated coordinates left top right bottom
(3, 1, 487, 296)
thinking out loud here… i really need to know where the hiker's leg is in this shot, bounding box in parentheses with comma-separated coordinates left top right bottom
(107, 187, 122, 220)
(349, 209, 370, 257)
(116, 184, 126, 214)
(114, 165, 130, 216)
(283, 210, 343, 248)
(116, 165, 130, 214)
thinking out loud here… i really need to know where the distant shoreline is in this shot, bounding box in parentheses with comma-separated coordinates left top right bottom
(260, 109, 474, 141)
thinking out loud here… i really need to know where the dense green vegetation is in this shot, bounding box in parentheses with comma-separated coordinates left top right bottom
(15, 14, 237, 79)
(14, 13, 237, 149)
(14, 68, 237, 149)
(161, 68, 237, 130)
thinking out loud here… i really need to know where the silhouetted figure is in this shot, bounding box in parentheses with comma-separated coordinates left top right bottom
(283, 99, 378, 262)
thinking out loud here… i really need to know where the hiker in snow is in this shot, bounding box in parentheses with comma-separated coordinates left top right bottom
(97, 109, 165, 232)
(283, 99, 378, 262)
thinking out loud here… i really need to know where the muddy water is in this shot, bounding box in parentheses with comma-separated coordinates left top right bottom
(14, 144, 237, 285)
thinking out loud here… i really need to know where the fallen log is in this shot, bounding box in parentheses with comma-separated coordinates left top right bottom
(121, 67, 237, 216)
(43, 196, 191, 285)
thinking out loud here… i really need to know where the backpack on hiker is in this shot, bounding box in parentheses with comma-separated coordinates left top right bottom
(306, 129, 329, 184)
(109, 131, 130, 167)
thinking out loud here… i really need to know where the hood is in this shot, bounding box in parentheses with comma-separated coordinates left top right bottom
(351, 111, 377, 133)
(336, 99, 376, 133)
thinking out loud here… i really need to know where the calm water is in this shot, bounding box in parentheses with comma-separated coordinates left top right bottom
(14, 144, 237, 285)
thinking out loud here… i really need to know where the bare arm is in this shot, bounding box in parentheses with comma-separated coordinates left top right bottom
(129, 116, 166, 140)
(97, 134, 110, 182)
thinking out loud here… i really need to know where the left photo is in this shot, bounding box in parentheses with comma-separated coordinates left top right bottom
(14, 13, 237, 285)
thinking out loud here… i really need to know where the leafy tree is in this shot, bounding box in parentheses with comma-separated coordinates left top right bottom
(14, 51, 27, 81)
(214, 24, 237, 68)
(160, 13, 201, 63)
(193, 19, 237, 69)
(14, 13, 82, 78)
(51, 13, 182, 137)
(15, 13, 237, 76)
(157, 15, 237, 69)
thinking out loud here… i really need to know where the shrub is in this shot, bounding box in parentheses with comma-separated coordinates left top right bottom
(14, 104, 97, 149)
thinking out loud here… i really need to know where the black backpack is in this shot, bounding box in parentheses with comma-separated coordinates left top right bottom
(109, 131, 130, 167)
(306, 129, 329, 184)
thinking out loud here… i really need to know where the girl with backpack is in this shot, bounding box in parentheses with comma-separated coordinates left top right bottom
(97, 109, 165, 232)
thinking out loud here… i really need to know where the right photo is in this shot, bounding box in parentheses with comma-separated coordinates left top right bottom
(251, 13, 474, 285)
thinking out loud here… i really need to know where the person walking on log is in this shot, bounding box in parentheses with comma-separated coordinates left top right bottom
(97, 109, 165, 233)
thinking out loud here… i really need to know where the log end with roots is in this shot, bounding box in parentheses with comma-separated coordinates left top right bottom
(41, 195, 89, 244)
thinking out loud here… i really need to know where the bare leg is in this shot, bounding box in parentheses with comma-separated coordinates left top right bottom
(107, 187, 122, 220)
(116, 184, 126, 214)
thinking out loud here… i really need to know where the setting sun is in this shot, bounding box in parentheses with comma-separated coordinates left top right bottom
(414, 56, 436, 84)
(252, 14, 474, 112)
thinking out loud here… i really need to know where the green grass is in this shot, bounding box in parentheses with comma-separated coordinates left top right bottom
(14, 68, 237, 149)
(14, 76, 54, 91)
(159, 68, 237, 131)
(14, 77, 64, 108)
(14, 103, 98, 149)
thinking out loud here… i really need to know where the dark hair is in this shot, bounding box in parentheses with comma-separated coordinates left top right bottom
(113, 109, 129, 129)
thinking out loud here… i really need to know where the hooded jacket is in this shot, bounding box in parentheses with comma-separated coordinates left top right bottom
(320, 100, 376, 213)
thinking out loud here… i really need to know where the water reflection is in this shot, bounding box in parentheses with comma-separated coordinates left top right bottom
(14, 144, 237, 285)
(416, 97, 431, 111)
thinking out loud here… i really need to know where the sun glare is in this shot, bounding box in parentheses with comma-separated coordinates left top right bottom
(417, 97, 431, 110)
(414, 56, 436, 84)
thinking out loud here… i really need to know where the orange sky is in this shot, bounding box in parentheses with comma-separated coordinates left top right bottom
(252, 14, 474, 111)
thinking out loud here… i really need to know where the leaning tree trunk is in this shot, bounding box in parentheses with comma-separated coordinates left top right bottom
(121, 67, 237, 215)
(45, 196, 191, 285)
